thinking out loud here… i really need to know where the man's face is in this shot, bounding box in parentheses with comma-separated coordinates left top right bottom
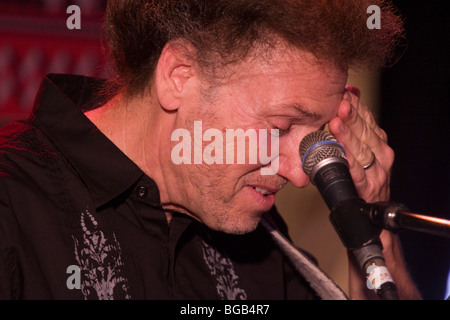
(165, 48, 347, 234)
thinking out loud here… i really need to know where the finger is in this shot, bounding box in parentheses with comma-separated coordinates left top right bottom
(336, 136, 390, 202)
(335, 99, 385, 159)
(337, 97, 394, 172)
(328, 116, 374, 168)
(345, 84, 361, 98)
(343, 149, 369, 193)
(343, 89, 388, 142)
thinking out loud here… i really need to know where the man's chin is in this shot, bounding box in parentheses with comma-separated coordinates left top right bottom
(211, 215, 262, 235)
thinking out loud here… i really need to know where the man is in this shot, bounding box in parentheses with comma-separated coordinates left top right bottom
(0, 0, 420, 299)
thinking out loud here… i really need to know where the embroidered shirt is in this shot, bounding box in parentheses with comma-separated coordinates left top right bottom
(0, 74, 318, 300)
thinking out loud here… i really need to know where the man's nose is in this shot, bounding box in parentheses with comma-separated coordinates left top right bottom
(276, 144, 310, 188)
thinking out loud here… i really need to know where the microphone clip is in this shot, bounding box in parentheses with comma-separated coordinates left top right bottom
(329, 198, 382, 251)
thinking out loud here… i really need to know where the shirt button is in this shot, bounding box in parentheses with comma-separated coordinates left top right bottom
(137, 186, 148, 198)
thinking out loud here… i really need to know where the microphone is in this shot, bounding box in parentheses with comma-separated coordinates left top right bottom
(299, 130, 358, 209)
(299, 130, 399, 300)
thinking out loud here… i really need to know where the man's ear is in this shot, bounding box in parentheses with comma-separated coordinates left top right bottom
(154, 41, 198, 111)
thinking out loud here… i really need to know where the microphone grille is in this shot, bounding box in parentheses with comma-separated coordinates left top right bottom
(299, 130, 346, 176)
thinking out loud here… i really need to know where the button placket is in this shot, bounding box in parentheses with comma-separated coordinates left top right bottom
(137, 186, 148, 199)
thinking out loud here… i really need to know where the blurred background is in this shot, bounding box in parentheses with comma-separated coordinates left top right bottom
(0, 0, 448, 299)
(0, 0, 107, 125)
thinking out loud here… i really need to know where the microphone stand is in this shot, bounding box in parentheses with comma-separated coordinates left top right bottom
(367, 202, 450, 239)
(330, 199, 399, 300)
(331, 199, 450, 300)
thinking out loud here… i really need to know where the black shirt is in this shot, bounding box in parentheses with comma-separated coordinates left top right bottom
(0, 74, 317, 300)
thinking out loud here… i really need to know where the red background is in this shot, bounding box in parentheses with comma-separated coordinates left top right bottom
(0, 1, 106, 125)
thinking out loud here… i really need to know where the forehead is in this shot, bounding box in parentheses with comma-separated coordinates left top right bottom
(236, 47, 345, 89)
(211, 47, 348, 115)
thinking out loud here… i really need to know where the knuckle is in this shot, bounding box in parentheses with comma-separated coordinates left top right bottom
(378, 128, 388, 142)
(383, 145, 395, 167)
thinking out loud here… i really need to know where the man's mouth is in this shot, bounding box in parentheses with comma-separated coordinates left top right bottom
(251, 186, 272, 195)
(249, 185, 278, 196)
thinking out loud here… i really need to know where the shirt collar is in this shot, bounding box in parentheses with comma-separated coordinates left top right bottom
(30, 73, 159, 208)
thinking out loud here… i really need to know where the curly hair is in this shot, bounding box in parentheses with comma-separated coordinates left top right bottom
(104, 0, 405, 96)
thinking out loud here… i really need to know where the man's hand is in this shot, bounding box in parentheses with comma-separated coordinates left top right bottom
(329, 85, 393, 203)
(328, 85, 421, 300)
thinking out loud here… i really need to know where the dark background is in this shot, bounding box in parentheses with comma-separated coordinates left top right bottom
(0, 0, 448, 300)
(381, 0, 450, 300)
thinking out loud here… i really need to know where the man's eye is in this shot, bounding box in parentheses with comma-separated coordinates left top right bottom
(272, 126, 290, 136)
